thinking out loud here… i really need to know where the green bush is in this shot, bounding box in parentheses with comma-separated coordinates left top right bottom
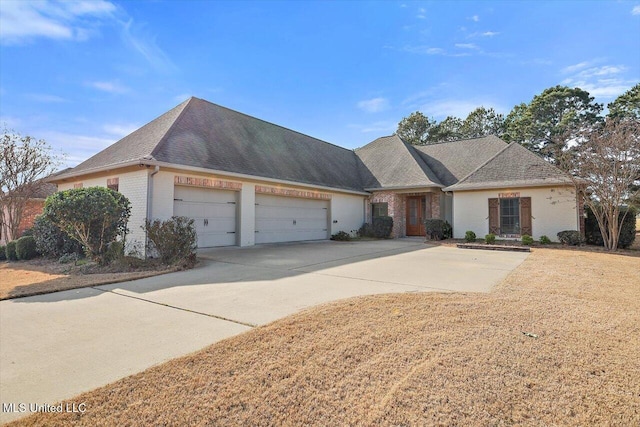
(32, 215, 84, 259)
(6, 241, 18, 260)
(144, 216, 197, 265)
(0, 245, 6, 261)
(15, 236, 38, 260)
(557, 230, 584, 246)
(424, 219, 452, 240)
(330, 231, 351, 241)
(522, 234, 534, 246)
(585, 206, 637, 249)
(102, 240, 125, 265)
(44, 187, 131, 264)
(357, 223, 374, 238)
(485, 233, 496, 244)
(372, 216, 393, 238)
(464, 231, 476, 242)
(443, 221, 453, 239)
(539, 235, 552, 245)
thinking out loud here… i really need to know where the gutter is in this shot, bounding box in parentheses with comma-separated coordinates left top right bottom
(51, 158, 372, 197)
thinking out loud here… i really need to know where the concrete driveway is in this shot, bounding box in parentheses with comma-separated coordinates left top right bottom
(0, 239, 528, 423)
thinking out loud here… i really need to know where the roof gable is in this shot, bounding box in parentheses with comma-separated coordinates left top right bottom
(413, 135, 508, 187)
(54, 97, 365, 192)
(355, 135, 443, 189)
(443, 142, 573, 191)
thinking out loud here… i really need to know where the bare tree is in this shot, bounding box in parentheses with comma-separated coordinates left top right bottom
(1, 128, 62, 242)
(559, 119, 640, 251)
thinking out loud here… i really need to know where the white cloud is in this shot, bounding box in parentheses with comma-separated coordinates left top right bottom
(470, 15, 480, 22)
(25, 93, 68, 103)
(417, 7, 426, 19)
(120, 19, 176, 72)
(455, 43, 478, 50)
(403, 45, 445, 55)
(0, 0, 116, 44)
(632, 5, 640, 15)
(39, 130, 116, 167)
(357, 97, 389, 113)
(561, 61, 635, 100)
(102, 123, 139, 137)
(86, 80, 129, 94)
(561, 61, 592, 74)
(481, 31, 499, 37)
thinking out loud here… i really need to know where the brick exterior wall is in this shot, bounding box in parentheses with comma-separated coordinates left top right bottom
(0, 200, 45, 244)
(366, 190, 441, 238)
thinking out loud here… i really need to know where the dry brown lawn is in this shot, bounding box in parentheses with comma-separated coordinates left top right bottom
(0, 259, 175, 300)
(11, 248, 640, 426)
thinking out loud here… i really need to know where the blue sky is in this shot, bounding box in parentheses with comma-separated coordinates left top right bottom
(1, 0, 639, 167)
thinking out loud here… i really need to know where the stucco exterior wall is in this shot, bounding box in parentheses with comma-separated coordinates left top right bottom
(452, 186, 579, 241)
(330, 193, 366, 236)
(58, 169, 149, 255)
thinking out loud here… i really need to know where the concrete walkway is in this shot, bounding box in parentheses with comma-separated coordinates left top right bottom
(0, 239, 528, 423)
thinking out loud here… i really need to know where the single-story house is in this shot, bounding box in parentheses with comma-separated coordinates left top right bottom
(49, 97, 582, 255)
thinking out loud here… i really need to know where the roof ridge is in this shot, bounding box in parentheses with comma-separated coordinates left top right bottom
(149, 97, 195, 159)
(398, 137, 443, 187)
(192, 97, 357, 155)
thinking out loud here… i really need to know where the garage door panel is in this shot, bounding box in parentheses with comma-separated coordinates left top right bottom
(255, 194, 329, 244)
(173, 186, 237, 248)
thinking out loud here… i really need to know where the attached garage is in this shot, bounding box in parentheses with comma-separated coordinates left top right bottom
(255, 194, 329, 244)
(173, 186, 238, 248)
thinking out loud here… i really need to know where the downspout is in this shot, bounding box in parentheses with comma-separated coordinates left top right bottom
(146, 165, 160, 221)
(145, 166, 160, 257)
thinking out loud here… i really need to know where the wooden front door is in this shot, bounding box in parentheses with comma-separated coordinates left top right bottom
(406, 196, 425, 236)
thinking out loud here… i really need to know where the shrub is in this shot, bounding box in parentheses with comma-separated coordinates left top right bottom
(443, 221, 453, 239)
(465, 231, 476, 242)
(372, 216, 393, 238)
(44, 187, 131, 264)
(585, 206, 637, 249)
(557, 230, 584, 246)
(330, 231, 351, 241)
(32, 215, 84, 259)
(15, 236, 38, 260)
(424, 219, 452, 240)
(0, 245, 6, 261)
(102, 240, 125, 265)
(357, 223, 374, 238)
(521, 234, 534, 246)
(6, 241, 18, 260)
(485, 233, 496, 244)
(21, 228, 34, 237)
(539, 235, 552, 245)
(144, 216, 197, 265)
(58, 253, 79, 264)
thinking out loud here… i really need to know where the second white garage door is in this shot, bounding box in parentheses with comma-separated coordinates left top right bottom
(173, 186, 237, 248)
(255, 194, 329, 244)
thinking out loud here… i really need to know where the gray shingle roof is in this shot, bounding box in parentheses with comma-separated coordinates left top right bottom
(55, 97, 366, 192)
(53, 98, 572, 195)
(355, 135, 443, 189)
(443, 142, 573, 191)
(413, 135, 508, 187)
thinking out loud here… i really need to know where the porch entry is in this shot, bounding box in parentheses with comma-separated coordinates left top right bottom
(406, 195, 427, 236)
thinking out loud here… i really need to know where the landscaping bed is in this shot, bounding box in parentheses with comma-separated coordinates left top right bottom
(11, 247, 640, 426)
(0, 258, 177, 300)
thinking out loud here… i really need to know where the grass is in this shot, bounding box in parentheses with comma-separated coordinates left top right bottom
(10, 248, 640, 426)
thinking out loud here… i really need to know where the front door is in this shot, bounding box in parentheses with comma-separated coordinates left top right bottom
(406, 196, 425, 236)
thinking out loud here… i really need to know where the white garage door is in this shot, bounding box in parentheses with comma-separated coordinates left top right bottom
(255, 194, 329, 244)
(173, 186, 237, 248)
